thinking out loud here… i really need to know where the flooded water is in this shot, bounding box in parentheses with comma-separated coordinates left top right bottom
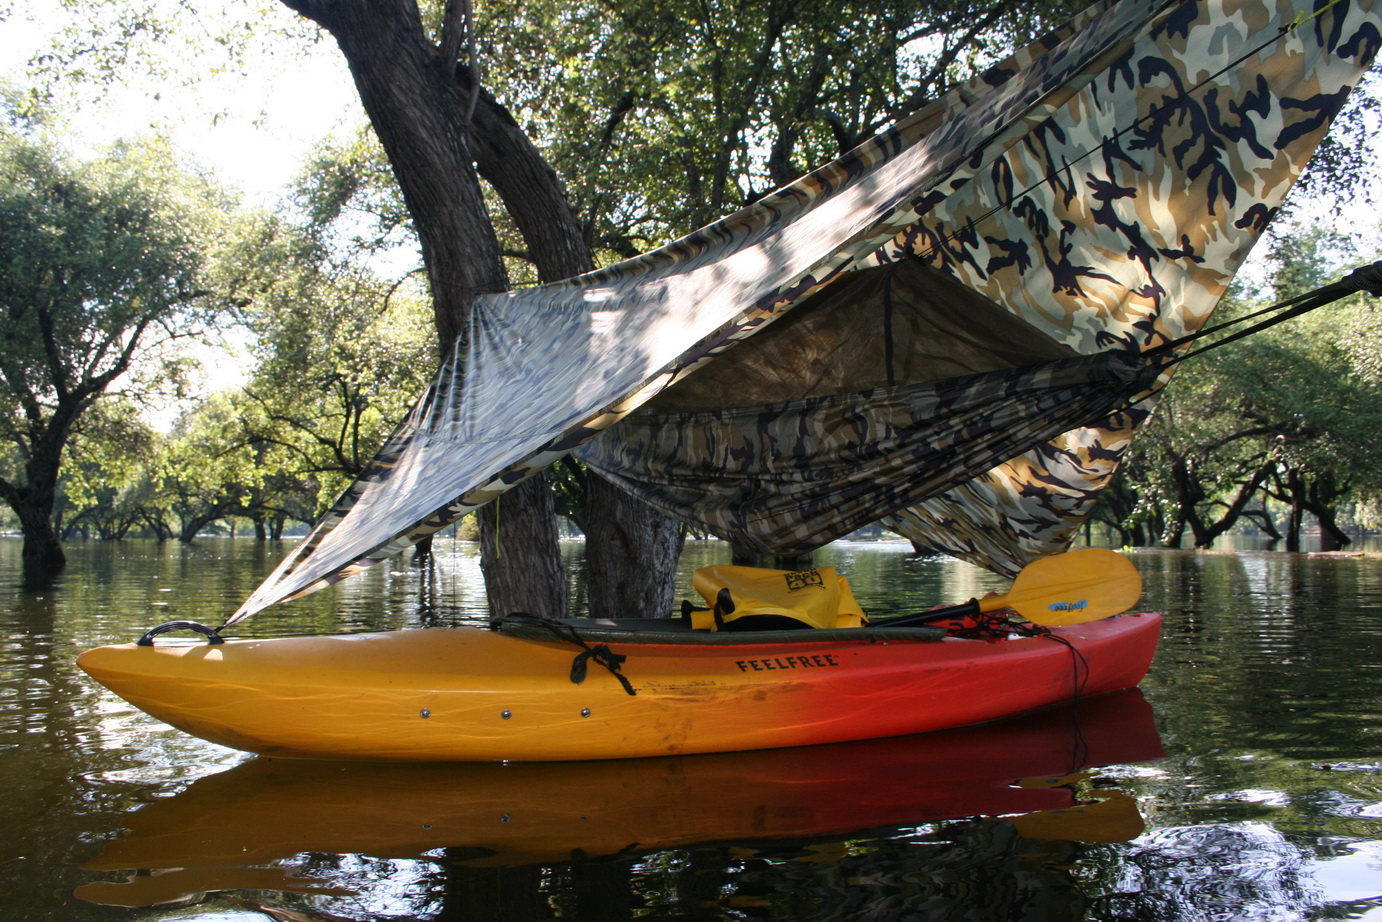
(5, 536, 1382, 920)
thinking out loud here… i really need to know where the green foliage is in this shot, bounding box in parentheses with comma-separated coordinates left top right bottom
(1109, 221, 1382, 548)
(1230, 230, 1382, 496)
(276, 0, 1086, 278)
(1288, 68, 1382, 214)
(226, 212, 436, 515)
(9, 0, 1379, 561)
(292, 134, 416, 266)
(56, 397, 162, 538)
(0, 119, 231, 539)
(0, 109, 438, 542)
(476, 0, 1083, 257)
(11, 0, 315, 115)
(149, 394, 246, 540)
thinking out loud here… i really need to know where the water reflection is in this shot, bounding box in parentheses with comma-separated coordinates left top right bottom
(78, 691, 1161, 914)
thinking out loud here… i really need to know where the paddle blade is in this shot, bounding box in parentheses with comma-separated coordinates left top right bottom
(982, 548, 1142, 626)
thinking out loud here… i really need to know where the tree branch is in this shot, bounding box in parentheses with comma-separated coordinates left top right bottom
(441, 0, 481, 125)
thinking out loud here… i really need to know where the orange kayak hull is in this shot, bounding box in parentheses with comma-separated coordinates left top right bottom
(77, 613, 1160, 761)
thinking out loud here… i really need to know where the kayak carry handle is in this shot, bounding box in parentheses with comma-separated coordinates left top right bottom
(136, 621, 226, 646)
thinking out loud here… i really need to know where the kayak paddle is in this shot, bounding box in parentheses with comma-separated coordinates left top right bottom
(877, 548, 1143, 628)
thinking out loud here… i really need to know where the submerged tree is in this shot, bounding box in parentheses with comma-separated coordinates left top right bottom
(0, 101, 228, 585)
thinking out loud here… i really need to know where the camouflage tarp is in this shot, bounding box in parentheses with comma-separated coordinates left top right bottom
(230, 0, 1380, 623)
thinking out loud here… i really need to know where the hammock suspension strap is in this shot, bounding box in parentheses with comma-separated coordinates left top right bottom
(1148, 261, 1382, 367)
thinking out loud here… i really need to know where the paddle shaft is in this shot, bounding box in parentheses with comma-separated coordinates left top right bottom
(877, 600, 984, 628)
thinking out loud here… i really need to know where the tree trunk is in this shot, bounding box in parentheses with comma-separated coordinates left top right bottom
(1089, 471, 1139, 545)
(291, 0, 510, 347)
(1306, 472, 1351, 551)
(1284, 468, 1305, 552)
(477, 474, 568, 619)
(731, 543, 763, 566)
(179, 513, 216, 544)
(1316, 508, 1351, 551)
(1246, 506, 1283, 543)
(412, 534, 433, 565)
(583, 473, 685, 618)
(1130, 521, 1149, 547)
(1168, 456, 1209, 547)
(469, 90, 687, 617)
(774, 552, 816, 571)
(0, 441, 69, 587)
(1195, 460, 1274, 548)
(17, 502, 65, 589)
(470, 88, 595, 283)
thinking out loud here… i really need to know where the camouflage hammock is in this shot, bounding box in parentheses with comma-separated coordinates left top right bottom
(229, 0, 1380, 623)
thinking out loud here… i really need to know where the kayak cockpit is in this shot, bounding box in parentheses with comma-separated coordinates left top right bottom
(490, 612, 946, 646)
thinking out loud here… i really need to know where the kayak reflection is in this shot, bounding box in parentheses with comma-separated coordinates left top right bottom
(78, 689, 1162, 909)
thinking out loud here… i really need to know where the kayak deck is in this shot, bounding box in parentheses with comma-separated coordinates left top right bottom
(77, 613, 1161, 762)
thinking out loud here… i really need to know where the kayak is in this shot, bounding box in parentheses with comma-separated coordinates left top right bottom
(77, 611, 1160, 762)
(78, 689, 1163, 908)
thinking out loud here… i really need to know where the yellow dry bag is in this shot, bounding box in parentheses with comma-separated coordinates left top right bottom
(688, 565, 868, 631)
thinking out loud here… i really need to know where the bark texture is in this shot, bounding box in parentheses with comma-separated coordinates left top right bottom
(583, 473, 685, 618)
(477, 476, 569, 619)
